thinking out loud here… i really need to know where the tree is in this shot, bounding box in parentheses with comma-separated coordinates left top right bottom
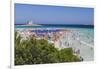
(15, 32, 81, 65)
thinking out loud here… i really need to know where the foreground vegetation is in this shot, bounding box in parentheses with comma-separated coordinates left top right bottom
(15, 32, 81, 65)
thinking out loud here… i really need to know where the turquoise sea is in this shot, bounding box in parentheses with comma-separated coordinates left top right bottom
(15, 25, 94, 45)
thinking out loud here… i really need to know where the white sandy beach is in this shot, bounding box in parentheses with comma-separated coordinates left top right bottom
(16, 28, 94, 61)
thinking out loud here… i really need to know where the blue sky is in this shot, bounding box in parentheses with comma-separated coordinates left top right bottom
(15, 3, 94, 25)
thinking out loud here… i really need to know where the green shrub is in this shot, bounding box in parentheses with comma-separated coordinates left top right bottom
(15, 32, 81, 65)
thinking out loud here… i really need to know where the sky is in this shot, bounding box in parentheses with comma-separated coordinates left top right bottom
(15, 3, 94, 25)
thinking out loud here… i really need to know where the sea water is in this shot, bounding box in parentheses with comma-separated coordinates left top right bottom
(77, 28, 94, 45)
(15, 25, 94, 46)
